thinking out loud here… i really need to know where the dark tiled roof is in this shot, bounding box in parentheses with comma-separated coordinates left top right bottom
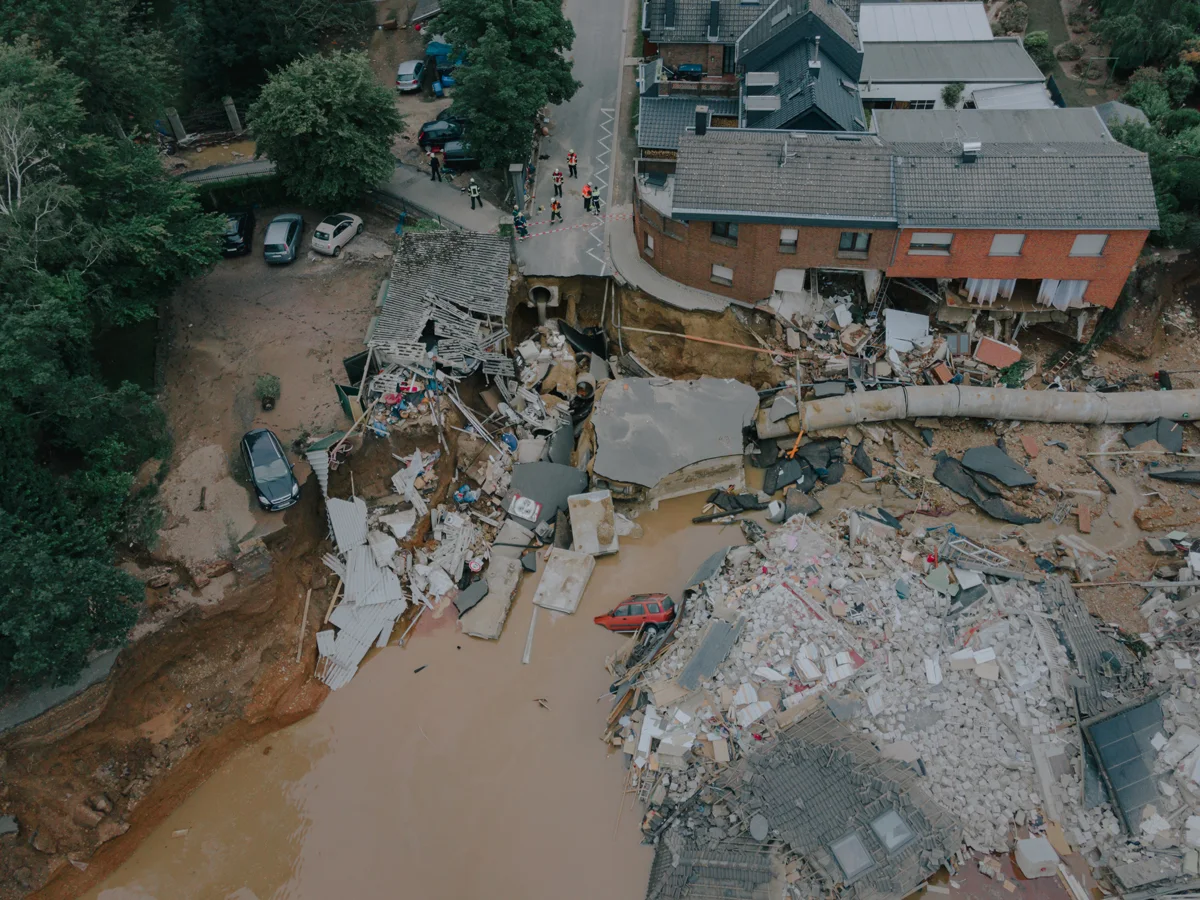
(737, 0, 861, 73)
(751, 42, 865, 131)
(891, 141, 1159, 229)
(860, 38, 1043, 83)
(646, 836, 773, 900)
(645, 0, 769, 45)
(638, 95, 740, 150)
(875, 108, 1112, 144)
(672, 129, 895, 223)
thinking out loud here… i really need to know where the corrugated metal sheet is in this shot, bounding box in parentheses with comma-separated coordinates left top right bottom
(318, 597, 407, 690)
(316, 630, 337, 657)
(306, 449, 330, 496)
(971, 81, 1055, 110)
(327, 497, 368, 553)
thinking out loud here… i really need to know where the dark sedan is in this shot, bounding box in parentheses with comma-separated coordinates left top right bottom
(441, 140, 479, 170)
(240, 428, 300, 511)
(436, 106, 468, 126)
(418, 119, 464, 149)
(221, 209, 254, 256)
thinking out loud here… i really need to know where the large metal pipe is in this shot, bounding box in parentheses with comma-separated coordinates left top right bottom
(757, 386, 1200, 438)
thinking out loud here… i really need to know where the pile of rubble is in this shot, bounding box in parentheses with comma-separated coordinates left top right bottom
(610, 508, 1200, 897)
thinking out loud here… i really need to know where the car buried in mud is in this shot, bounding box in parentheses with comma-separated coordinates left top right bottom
(594, 593, 676, 632)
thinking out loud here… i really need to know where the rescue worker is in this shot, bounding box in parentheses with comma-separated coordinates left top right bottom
(588, 183, 601, 216)
(581, 181, 592, 212)
(512, 206, 528, 238)
(550, 198, 562, 223)
(468, 178, 481, 209)
(428, 148, 442, 182)
(567, 149, 578, 178)
(551, 166, 564, 196)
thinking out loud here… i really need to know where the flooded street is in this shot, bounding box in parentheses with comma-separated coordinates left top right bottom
(87, 498, 746, 900)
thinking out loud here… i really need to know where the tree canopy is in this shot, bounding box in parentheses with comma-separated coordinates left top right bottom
(439, 0, 580, 167)
(0, 41, 222, 688)
(248, 51, 404, 206)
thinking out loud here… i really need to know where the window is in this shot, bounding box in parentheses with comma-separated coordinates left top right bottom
(647, 603, 660, 613)
(629, 603, 645, 616)
(908, 232, 953, 255)
(779, 227, 798, 253)
(662, 597, 675, 609)
(838, 231, 871, 254)
(1071, 233, 1108, 257)
(723, 44, 736, 74)
(711, 221, 738, 244)
(989, 233, 1025, 256)
(614, 606, 630, 617)
(829, 833, 874, 880)
(644, 232, 654, 257)
(711, 263, 734, 285)
(870, 811, 915, 853)
(907, 99, 935, 110)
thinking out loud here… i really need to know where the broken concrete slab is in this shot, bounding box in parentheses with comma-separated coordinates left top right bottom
(934, 452, 1040, 525)
(1124, 417, 1185, 453)
(504, 462, 588, 528)
(491, 519, 535, 559)
(812, 381, 847, 399)
(0, 815, 16, 837)
(531, 547, 596, 614)
(546, 419, 574, 466)
(784, 487, 822, 520)
(768, 392, 797, 423)
(962, 445, 1036, 487)
(852, 442, 872, 476)
(459, 555, 523, 640)
(884, 309, 931, 352)
(453, 579, 489, 616)
(677, 617, 745, 690)
(590, 377, 758, 494)
(568, 490, 619, 556)
(1150, 468, 1200, 484)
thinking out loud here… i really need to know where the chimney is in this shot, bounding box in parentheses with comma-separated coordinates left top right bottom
(695, 104, 709, 136)
(708, 0, 720, 37)
(664, 0, 675, 27)
(808, 37, 821, 78)
(962, 140, 981, 162)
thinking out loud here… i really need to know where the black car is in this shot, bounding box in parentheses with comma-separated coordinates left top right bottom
(222, 210, 255, 256)
(436, 106, 468, 127)
(418, 119, 464, 150)
(240, 428, 300, 511)
(441, 140, 479, 170)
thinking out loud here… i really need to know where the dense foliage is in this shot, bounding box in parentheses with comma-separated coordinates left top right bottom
(0, 41, 222, 688)
(248, 52, 404, 206)
(439, 0, 580, 168)
(1096, 0, 1200, 70)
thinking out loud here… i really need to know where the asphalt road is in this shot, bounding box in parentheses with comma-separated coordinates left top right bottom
(516, 0, 628, 277)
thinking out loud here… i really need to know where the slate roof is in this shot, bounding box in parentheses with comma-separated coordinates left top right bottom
(875, 108, 1111, 144)
(860, 38, 1044, 83)
(858, 1, 992, 42)
(891, 140, 1159, 229)
(672, 129, 894, 223)
(638, 95, 740, 150)
(738, 0, 862, 76)
(750, 42, 865, 131)
(645, 0, 771, 45)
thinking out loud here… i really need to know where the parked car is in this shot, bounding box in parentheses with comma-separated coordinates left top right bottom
(441, 140, 480, 170)
(436, 106, 468, 126)
(263, 213, 303, 264)
(240, 428, 300, 511)
(417, 119, 464, 150)
(221, 209, 254, 257)
(396, 59, 425, 92)
(311, 213, 363, 257)
(594, 593, 677, 632)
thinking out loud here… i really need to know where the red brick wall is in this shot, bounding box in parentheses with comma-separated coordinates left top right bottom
(635, 199, 896, 302)
(886, 229, 1149, 308)
(659, 43, 726, 76)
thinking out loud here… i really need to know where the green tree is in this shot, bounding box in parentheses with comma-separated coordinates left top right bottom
(439, 0, 580, 168)
(1023, 31, 1056, 71)
(1124, 77, 1173, 118)
(248, 51, 403, 206)
(1164, 63, 1199, 103)
(1096, 0, 1200, 69)
(1111, 119, 1200, 246)
(0, 42, 221, 687)
(940, 82, 965, 108)
(172, 0, 366, 104)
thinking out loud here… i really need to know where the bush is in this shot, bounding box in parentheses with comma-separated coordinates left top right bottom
(255, 374, 281, 399)
(1163, 107, 1200, 134)
(1164, 64, 1199, 105)
(941, 82, 965, 107)
(1067, 7, 1095, 26)
(1057, 42, 1084, 60)
(996, 0, 1029, 33)
(1124, 78, 1172, 120)
(1024, 31, 1056, 71)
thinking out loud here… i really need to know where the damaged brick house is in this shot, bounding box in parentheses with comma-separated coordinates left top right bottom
(633, 108, 1158, 342)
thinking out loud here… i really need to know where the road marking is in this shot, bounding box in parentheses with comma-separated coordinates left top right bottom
(586, 107, 616, 275)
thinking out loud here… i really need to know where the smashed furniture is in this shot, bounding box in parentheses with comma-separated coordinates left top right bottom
(586, 377, 760, 501)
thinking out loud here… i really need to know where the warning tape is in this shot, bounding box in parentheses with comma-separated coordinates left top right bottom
(499, 212, 633, 239)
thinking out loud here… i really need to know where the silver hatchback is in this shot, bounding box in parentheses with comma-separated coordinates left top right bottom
(263, 214, 304, 264)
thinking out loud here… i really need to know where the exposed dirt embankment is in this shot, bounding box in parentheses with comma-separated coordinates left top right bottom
(1, 485, 333, 900)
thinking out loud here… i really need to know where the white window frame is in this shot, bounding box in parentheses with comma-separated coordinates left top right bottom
(711, 263, 734, 286)
(908, 232, 953, 255)
(1070, 234, 1108, 257)
(779, 227, 798, 252)
(989, 233, 1025, 257)
(644, 232, 654, 256)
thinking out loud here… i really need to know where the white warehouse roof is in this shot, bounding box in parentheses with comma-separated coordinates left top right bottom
(859, 2, 993, 42)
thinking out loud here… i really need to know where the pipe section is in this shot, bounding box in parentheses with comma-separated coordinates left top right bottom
(756, 387, 1200, 439)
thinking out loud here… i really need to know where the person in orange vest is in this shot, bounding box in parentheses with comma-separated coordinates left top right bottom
(581, 181, 592, 212)
(551, 166, 564, 196)
(567, 149, 578, 178)
(550, 198, 562, 223)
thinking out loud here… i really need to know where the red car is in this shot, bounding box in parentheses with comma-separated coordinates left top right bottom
(594, 593, 676, 632)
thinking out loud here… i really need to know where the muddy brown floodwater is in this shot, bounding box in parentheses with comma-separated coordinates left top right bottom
(85, 497, 746, 900)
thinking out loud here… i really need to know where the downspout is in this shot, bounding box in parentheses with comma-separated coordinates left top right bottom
(756, 386, 1200, 438)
